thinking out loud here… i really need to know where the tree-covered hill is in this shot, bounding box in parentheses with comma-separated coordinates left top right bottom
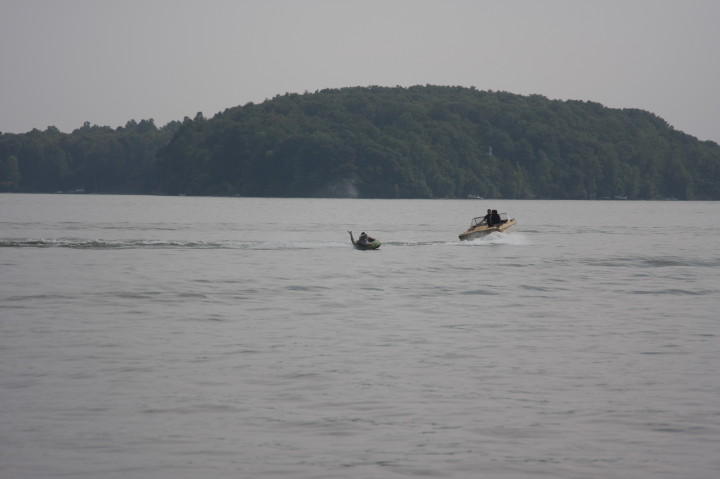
(2, 85, 719, 199)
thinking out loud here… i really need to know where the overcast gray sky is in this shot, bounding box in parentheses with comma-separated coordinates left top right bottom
(1, 0, 719, 143)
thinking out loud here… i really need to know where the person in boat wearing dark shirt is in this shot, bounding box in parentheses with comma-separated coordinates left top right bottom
(482, 209, 493, 226)
(490, 210, 502, 225)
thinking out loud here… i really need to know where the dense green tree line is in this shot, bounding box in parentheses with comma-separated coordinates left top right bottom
(0, 119, 180, 194)
(2, 85, 719, 199)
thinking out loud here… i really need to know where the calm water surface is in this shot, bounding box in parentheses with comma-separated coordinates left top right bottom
(1, 194, 719, 478)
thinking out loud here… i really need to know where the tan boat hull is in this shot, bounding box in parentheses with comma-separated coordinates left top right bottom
(459, 218, 517, 240)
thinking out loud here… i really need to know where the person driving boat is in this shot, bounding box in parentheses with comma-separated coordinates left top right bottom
(481, 209, 492, 226)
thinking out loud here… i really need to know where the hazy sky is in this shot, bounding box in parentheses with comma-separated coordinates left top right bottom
(2, 0, 719, 143)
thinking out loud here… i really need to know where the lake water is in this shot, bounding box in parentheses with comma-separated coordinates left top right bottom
(1, 194, 719, 479)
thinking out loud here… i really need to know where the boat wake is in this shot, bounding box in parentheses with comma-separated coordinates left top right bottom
(0, 238, 351, 250)
(457, 232, 528, 246)
(2, 234, 528, 250)
(381, 232, 528, 247)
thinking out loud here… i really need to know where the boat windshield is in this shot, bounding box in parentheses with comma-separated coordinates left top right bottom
(471, 212, 508, 227)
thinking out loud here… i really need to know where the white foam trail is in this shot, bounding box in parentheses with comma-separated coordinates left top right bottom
(458, 232, 529, 246)
(251, 241, 349, 250)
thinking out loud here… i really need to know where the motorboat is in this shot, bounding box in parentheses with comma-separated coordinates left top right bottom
(458, 213, 516, 240)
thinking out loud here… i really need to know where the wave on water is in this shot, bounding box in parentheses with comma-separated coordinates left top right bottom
(583, 255, 720, 269)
